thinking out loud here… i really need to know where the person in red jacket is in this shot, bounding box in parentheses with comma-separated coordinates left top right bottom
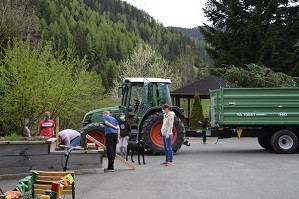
(38, 111, 55, 137)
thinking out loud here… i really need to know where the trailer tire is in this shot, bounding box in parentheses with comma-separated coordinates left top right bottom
(271, 130, 298, 154)
(80, 123, 105, 148)
(257, 136, 272, 150)
(142, 113, 185, 155)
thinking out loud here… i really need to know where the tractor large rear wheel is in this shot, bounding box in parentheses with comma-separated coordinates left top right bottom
(80, 123, 105, 148)
(142, 113, 185, 155)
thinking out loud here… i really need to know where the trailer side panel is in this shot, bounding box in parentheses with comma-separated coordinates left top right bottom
(211, 88, 299, 127)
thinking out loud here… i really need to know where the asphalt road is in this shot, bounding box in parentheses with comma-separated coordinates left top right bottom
(2, 137, 299, 199)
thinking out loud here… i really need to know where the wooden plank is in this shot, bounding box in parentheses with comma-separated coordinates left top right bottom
(34, 189, 50, 194)
(34, 189, 72, 195)
(37, 176, 64, 181)
(33, 184, 51, 190)
(35, 171, 74, 176)
(86, 134, 135, 170)
(87, 143, 97, 149)
(34, 184, 72, 190)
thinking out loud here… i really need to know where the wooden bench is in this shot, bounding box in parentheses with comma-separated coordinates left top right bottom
(31, 171, 75, 199)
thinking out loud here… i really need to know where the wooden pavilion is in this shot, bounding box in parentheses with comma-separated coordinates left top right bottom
(170, 75, 231, 125)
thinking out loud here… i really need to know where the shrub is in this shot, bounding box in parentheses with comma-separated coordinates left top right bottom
(189, 93, 204, 129)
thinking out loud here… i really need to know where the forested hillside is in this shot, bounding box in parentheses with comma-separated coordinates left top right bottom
(173, 27, 204, 41)
(0, 0, 209, 133)
(1, 0, 298, 135)
(173, 27, 213, 67)
(25, 0, 207, 88)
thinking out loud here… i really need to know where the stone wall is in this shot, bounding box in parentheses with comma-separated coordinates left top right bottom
(0, 138, 104, 177)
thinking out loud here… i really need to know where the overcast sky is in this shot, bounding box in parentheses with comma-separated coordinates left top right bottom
(121, 0, 209, 28)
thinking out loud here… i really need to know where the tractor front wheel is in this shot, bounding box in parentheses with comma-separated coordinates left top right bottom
(142, 113, 185, 155)
(80, 123, 106, 148)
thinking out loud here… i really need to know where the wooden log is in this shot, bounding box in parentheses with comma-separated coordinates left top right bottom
(86, 134, 135, 170)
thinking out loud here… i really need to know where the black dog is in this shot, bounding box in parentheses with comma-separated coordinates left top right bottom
(126, 140, 146, 165)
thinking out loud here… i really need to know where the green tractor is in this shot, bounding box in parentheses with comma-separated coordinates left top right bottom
(81, 78, 185, 154)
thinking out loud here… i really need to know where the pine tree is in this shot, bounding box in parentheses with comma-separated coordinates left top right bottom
(200, 0, 299, 76)
(211, 64, 297, 87)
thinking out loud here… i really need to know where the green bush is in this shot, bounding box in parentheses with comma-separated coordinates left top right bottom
(0, 133, 18, 141)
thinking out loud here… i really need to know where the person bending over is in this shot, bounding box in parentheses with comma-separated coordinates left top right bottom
(58, 129, 81, 148)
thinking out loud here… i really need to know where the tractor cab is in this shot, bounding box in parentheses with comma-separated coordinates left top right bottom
(119, 78, 172, 127)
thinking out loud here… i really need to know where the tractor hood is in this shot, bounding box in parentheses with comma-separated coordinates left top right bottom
(82, 106, 121, 126)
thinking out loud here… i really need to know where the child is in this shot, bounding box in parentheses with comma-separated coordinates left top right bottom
(119, 112, 131, 158)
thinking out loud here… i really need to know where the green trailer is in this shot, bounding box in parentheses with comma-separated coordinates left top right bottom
(209, 87, 299, 153)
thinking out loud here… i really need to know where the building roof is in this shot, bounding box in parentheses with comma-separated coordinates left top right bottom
(170, 75, 231, 98)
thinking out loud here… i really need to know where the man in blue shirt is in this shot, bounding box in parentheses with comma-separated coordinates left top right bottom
(102, 110, 120, 172)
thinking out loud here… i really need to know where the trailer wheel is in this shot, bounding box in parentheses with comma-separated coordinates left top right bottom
(142, 113, 185, 155)
(271, 130, 298, 154)
(80, 123, 105, 148)
(257, 136, 272, 150)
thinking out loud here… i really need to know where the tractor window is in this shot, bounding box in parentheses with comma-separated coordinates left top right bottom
(134, 82, 150, 118)
(121, 85, 128, 106)
(157, 83, 172, 105)
(129, 84, 143, 114)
